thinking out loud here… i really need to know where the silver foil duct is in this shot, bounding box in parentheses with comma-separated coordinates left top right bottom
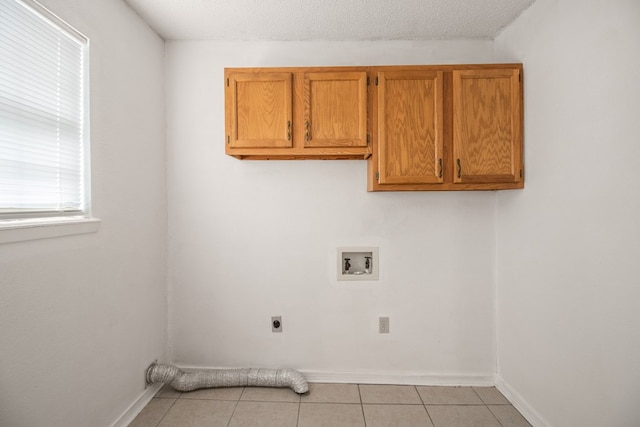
(146, 363, 309, 394)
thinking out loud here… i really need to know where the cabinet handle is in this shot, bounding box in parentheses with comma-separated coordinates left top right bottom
(456, 159, 461, 179)
(438, 158, 442, 178)
(287, 121, 291, 141)
(305, 121, 310, 141)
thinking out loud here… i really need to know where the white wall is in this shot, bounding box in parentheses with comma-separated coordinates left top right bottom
(495, 1, 640, 426)
(0, 1, 167, 426)
(166, 40, 507, 382)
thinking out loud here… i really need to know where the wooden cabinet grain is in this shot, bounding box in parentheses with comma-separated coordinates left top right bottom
(226, 72, 292, 149)
(452, 68, 522, 185)
(303, 72, 368, 149)
(376, 70, 444, 185)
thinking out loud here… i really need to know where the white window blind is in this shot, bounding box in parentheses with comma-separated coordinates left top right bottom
(0, 0, 90, 220)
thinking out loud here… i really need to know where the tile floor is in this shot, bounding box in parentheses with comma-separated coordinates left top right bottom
(130, 383, 531, 427)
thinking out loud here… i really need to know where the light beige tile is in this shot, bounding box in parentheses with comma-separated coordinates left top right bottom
(473, 387, 510, 404)
(488, 405, 532, 427)
(427, 405, 501, 427)
(301, 383, 361, 403)
(228, 401, 298, 427)
(359, 385, 422, 404)
(180, 387, 244, 400)
(417, 386, 483, 405)
(129, 398, 175, 427)
(157, 399, 236, 427)
(240, 387, 301, 402)
(363, 404, 434, 427)
(156, 384, 181, 398)
(298, 403, 365, 427)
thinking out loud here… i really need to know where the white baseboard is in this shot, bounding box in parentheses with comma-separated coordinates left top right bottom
(111, 383, 163, 427)
(495, 376, 552, 427)
(174, 364, 494, 386)
(302, 370, 495, 386)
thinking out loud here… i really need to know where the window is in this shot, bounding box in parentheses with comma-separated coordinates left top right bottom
(0, 0, 90, 224)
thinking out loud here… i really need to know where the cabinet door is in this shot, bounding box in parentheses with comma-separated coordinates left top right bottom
(377, 71, 444, 184)
(227, 73, 292, 148)
(453, 69, 522, 183)
(303, 72, 367, 148)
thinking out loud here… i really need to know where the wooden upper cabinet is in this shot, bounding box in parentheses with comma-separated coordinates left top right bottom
(303, 72, 367, 148)
(225, 67, 370, 159)
(227, 72, 292, 149)
(225, 64, 524, 191)
(377, 71, 444, 185)
(369, 64, 523, 191)
(453, 69, 522, 184)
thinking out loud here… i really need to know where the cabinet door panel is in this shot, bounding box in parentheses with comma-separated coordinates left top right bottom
(378, 71, 444, 184)
(303, 72, 367, 148)
(453, 69, 522, 183)
(228, 73, 292, 148)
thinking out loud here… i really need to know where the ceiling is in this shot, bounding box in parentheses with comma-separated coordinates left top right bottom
(124, 0, 535, 41)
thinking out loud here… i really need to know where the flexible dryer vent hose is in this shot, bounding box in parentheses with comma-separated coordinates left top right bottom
(146, 363, 309, 394)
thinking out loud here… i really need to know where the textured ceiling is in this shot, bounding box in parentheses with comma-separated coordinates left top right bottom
(125, 0, 535, 41)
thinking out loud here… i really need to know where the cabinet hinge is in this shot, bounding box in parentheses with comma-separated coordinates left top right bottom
(367, 133, 371, 144)
(226, 78, 229, 87)
(227, 135, 230, 144)
(520, 169, 523, 178)
(367, 76, 370, 86)
(375, 76, 379, 86)
(518, 73, 521, 83)
(375, 171, 379, 181)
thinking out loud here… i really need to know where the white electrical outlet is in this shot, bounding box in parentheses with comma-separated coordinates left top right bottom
(379, 316, 390, 333)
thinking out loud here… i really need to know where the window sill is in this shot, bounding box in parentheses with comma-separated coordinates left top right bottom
(0, 217, 101, 244)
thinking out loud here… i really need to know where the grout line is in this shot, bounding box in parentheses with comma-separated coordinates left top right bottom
(423, 403, 493, 406)
(238, 387, 247, 401)
(154, 396, 178, 427)
(168, 397, 244, 401)
(358, 384, 367, 427)
(415, 386, 436, 427)
(472, 387, 505, 427)
(359, 402, 434, 406)
(486, 405, 507, 427)
(224, 387, 244, 427)
(303, 402, 368, 405)
(415, 385, 425, 406)
(361, 403, 367, 427)
(296, 387, 304, 427)
(471, 386, 486, 405)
